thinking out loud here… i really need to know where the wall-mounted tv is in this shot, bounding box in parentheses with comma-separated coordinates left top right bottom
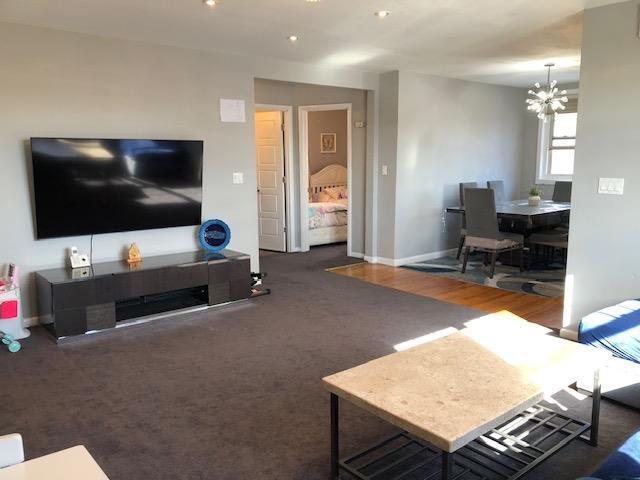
(31, 138, 203, 239)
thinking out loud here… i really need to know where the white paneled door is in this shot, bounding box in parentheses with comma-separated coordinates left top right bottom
(255, 111, 287, 252)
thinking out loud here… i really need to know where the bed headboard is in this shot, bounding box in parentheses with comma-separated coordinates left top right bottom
(309, 164, 347, 197)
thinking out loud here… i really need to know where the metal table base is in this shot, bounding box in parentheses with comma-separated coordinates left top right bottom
(330, 370, 601, 480)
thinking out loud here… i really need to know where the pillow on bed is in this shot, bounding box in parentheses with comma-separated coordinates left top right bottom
(324, 186, 348, 200)
(316, 190, 334, 202)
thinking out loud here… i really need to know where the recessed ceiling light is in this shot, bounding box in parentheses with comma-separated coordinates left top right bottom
(374, 10, 390, 18)
(288, 35, 299, 42)
(305, 0, 320, 2)
(204, 0, 216, 6)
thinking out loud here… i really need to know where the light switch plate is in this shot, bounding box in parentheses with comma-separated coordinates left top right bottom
(381, 165, 388, 176)
(354, 121, 365, 128)
(598, 177, 624, 195)
(233, 172, 244, 184)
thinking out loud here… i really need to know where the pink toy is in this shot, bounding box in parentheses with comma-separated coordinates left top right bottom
(0, 300, 18, 319)
(0, 264, 29, 339)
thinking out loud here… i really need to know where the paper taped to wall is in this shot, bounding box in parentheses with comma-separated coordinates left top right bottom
(220, 98, 246, 123)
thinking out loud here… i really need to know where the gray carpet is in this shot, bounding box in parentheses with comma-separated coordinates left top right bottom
(0, 245, 638, 479)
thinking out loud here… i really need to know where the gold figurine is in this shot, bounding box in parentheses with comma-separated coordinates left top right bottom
(127, 243, 143, 264)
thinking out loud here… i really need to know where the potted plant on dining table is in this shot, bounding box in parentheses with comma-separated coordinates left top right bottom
(528, 186, 542, 206)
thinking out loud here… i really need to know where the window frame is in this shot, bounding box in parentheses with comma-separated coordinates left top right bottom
(536, 89, 578, 184)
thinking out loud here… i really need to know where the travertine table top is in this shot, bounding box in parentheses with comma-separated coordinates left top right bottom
(322, 314, 610, 452)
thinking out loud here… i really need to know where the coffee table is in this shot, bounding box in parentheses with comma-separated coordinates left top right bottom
(322, 316, 610, 480)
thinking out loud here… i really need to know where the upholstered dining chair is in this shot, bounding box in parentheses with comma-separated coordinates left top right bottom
(552, 181, 572, 203)
(457, 182, 478, 259)
(527, 231, 569, 265)
(461, 188, 524, 278)
(551, 180, 572, 232)
(528, 180, 571, 262)
(486, 180, 506, 204)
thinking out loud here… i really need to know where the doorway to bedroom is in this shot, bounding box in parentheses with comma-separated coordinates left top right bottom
(299, 104, 351, 256)
(254, 78, 368, 259)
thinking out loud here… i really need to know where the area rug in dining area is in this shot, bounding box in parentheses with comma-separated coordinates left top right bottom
(403, 252, 565, 298)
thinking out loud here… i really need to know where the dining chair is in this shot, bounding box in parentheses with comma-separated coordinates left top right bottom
(552, 181, 572, 231)
(461, 188, 524, 278)
(486, 180, 505, 204)
(552, 181, 572, 202)
(457, 182, 478, 259)
(527, 181, 571, 261)
(527, 231, 569, 266)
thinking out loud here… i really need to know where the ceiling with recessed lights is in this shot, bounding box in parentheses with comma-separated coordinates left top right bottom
(0, 0, 629, 87)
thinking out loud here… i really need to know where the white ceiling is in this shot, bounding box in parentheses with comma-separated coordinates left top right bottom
(0, 0, 628, 87)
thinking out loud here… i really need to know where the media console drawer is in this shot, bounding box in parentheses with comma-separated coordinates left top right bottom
(35, 250, 251, 340)
(114, 264, 209, 299)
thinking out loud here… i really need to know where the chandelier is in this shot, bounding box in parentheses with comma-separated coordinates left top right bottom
(526, 63, 568, 121)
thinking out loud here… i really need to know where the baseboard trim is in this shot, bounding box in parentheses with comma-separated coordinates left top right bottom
(23, 316, 40, 328)
(559, 327, 579, 342)
(365, 249, 456, 267)
(349, 252, 364, 259)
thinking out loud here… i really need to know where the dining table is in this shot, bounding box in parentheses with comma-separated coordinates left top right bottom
(446, 199, 571, 232)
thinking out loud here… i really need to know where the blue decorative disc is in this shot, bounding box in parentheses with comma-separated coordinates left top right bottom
(199, 219, 231, 252)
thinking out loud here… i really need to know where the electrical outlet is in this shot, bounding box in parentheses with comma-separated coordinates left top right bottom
(598, 177, 624, 195)
(233, 172, 244, 184)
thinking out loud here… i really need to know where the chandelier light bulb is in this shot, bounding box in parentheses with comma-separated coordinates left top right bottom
(525, 63, 568, 121)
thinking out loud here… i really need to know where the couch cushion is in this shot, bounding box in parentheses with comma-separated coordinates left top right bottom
(591, 429, 640, 479)
(579, 300, 640, 364)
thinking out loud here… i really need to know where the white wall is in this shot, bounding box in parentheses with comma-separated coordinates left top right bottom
(391, 71, 527, 261)
(564, 0, 640, 330)
(0, 22, 377, 319)
(375, 71, 400, 261)
(308, 110, 348, 173)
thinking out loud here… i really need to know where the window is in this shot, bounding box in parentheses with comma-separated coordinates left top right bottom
(536, 94, 578, 183)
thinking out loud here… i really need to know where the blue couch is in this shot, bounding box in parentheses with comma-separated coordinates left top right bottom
(579, 299, 640, 409)
(580, 429, 640, 479)
(579, 300, 640, 364)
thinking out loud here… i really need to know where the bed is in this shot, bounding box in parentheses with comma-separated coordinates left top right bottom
(308, 164, 348, 246)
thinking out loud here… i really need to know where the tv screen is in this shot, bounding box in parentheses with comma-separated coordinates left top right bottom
(31, 138, 203, 239)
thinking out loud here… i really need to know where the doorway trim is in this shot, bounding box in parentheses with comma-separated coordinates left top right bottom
(255, 104, 296, 252)
(298, 103, 353, 255)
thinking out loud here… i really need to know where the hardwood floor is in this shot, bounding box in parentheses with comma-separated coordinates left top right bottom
(329, 263, 564, 329)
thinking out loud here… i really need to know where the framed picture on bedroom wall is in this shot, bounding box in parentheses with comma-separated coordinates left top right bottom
(320, 133, 337, 154)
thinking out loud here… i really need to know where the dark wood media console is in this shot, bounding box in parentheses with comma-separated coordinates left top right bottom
(35, 250, 252, 340)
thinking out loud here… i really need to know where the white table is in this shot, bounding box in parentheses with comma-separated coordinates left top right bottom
(0, 446, 108, 480)
(323, 312, 610, 480)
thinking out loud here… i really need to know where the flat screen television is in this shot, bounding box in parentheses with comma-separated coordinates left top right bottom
(31, 138, 203, 239)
